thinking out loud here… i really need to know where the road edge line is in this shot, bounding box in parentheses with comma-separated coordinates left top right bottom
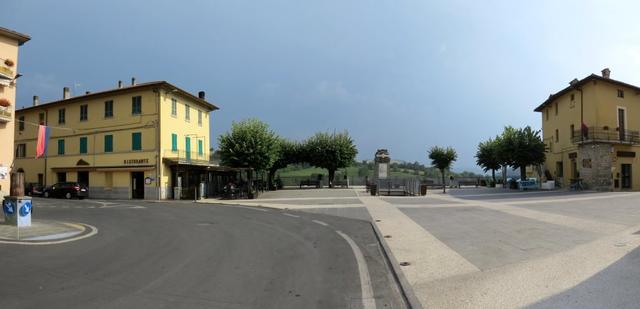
(370, 222, 424, 309)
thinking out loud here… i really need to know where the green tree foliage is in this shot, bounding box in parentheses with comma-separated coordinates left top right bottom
(475, 138, 501, 183)
(268, 138, 303, 189)
(497, 126, 546, 180)
(305, 131, 358, 187)
(428, 146, 457, 193)
(218, 118, 280, 170)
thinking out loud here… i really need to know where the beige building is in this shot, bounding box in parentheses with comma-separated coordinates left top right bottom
(14, 80, 226, 199)
(535, 68, 640, 191)
(0, 27, 30, 197)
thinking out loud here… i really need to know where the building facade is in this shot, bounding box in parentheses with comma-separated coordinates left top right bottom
(14, 80, 219, 199)
(0, 27, 30, 197)
(535, 68, 640, 191)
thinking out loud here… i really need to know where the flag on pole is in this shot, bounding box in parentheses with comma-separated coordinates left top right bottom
(35, 125, 51, 159)
(581, 122, 589, 138)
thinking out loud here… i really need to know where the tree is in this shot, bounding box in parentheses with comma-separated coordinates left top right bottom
(475, 138, 501, 184)
(497, 126, 546, 180)
(268, 138, 302, 189)
(305, 131, 358, 187)
(428, 146, 457, 193)
(218, 119, 280, 196)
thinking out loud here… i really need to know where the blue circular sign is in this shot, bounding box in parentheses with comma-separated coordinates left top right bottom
(19, 201, 32, 217)
(3, 200, 15, 215)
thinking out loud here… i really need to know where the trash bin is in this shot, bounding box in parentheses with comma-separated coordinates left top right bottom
(370, 184, 377, 196)
(420, 184, 428, 196)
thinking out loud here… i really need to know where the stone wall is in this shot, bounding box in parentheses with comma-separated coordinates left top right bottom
(579, 144, 613, 191)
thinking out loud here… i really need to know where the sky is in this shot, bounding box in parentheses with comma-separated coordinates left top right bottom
(3, 0, 640, 172)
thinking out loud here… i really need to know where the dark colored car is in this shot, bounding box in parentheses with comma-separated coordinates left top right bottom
(43, 182, 88, 199)
(25, 183, 45, 197)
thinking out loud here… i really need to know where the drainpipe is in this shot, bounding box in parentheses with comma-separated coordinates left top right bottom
(155, 88, 162, 200)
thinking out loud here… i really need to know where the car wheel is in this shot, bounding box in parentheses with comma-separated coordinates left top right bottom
(44, 191, 49, 198)
(65, 192, 72, 199)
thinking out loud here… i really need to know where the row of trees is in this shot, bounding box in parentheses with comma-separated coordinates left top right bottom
(217, 118, 358, 191)
(475, 126, 546, 184)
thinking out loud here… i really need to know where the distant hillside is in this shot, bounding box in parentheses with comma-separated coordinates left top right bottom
(277, 161, 483, 179)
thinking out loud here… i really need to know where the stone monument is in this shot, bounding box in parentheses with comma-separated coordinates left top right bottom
(374, 149, 390, 183)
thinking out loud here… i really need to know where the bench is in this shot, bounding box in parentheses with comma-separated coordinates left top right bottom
(299, 179, 321, 189)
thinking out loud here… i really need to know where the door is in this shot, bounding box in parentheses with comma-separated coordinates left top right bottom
(57, 172, 67, 183)
(621, 164, 632, 189)
(77, 171, 89, 187)
(185, 137, 191, 161)
(131, 172, 145, 199)
(618, 108, 626, 141)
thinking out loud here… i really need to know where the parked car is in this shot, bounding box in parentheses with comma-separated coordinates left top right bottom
(25, 183, 45, 197)
(43, 182, 88, 199)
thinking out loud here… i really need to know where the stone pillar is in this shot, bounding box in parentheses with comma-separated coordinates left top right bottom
(373, 149, 390, 183)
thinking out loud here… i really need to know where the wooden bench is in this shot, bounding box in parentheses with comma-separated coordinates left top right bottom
(299, 179, 321, 188)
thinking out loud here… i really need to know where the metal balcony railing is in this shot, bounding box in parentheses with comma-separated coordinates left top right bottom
(163, 149, 211, 164)
(0, 108, 11, 123)
(571, 127, 640, 145)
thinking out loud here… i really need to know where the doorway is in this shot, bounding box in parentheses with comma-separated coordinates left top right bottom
(77, 171, 89, 187)
(621, 164, 632, 189)
(131, 172, 145, 199)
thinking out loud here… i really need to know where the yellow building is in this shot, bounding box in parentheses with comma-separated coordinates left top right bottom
(535, 68, 640, 191)
(0, 27, 30, 197)
(14, 79, 220, 199)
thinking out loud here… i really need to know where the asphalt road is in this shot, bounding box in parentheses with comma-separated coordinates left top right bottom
(0, 198, 404, 309)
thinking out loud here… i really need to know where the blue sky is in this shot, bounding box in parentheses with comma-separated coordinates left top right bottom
(3, 1, 640, 172)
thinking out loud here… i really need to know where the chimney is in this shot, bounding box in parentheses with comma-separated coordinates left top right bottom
(118, 80, 123, 88)
(601, 68, 611, 79)
(131, 77, 136, 86)
(198, 91, 205, 99)
(32, 95, 39, 106)
(63, 87, 70, 99)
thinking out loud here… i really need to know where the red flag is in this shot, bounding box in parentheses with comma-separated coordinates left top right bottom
(581, 123, 588, 137)
(36, 125, 51, 159)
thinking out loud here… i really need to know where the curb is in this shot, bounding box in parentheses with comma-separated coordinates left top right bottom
(370, 222, 423, 309)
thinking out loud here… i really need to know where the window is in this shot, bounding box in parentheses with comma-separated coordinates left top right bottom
(132, 96, 142, 115)
(617, 89, 624, 98)
(570, 93, 575, 101)
(171, 133, 178, 152)
(198, 140, 203, 156)
(570, 124, 575, 139)
(198, 110, 202, 126)
(555, 102, 558, 115)
(555, 129, 559, 143)
(132, 132, 142, 151)
(171, 98, 177, 117)
(80, 104, 88, 121)
(105, 100, 114, 118)
(556, 161, 564, 178)
(79, 137, 88, 154)
(104, 135, 113, 152)
(58, 108, 65, 124)
(39, 112, 45, 125)
(57, 139, 65, 155)
(18, 116, 24, 131)
(15, 144, 26, 158)
(185, 104, 190, 121)
(546, 108, 549, 121)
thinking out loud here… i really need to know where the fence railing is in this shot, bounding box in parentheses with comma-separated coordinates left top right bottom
(376, 178, 421, 196)
(163, 149, 210, 164)
(571, 127, 640, 144)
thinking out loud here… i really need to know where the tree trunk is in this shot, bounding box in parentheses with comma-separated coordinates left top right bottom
(247, 170, 255, 199)
(328, 169, 335, 188)
(268, 168, 276, 191)
(491, 169, 496, 184)
(441, 169, 446, 194)
(520, 165, 527, 181)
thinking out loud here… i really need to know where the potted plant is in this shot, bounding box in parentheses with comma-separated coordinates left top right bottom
(4, 59, 14, 67)
(0, 98, 10, 107)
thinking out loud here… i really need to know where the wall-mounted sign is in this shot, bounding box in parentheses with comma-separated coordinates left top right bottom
(124, 159, 149, 165)
(617, 151, 636, 158)
(144, 177, 153, 185)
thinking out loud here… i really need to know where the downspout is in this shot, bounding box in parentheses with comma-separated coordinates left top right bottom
(156, 88, 162, 200)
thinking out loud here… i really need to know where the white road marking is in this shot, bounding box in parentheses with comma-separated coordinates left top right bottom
(0, 223, 98, 246)
(282, 213, 300, 218)
(335, 230, 376, 309)
(312, 220, 329, 226)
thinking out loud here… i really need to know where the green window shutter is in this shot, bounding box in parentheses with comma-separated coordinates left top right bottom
(79, 137, 88, 154)
(132, 132, 142, 151)
(185, 137, 191, 160)
(198, 140, 203, 155)
(104, 135, 113, 152)
(58, 139, 65, 155)
(171, 134, 177, 151)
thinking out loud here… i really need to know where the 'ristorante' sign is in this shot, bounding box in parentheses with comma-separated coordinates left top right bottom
(124, 159, 149, 165)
